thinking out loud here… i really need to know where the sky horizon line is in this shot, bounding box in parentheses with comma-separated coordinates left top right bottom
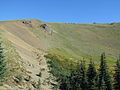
(0, 18, 120, 24)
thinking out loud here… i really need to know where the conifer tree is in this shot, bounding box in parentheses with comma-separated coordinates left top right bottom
(77, 61, 88, 90)
(69, 68, 81, 90)
(68, 62, 78, 90)
(98, 53, 112, 90)
(0, 42, 7, 82)
(87, 59, 97, 90)
(113, 55, 120, 90)
(59, 74, 71, 90)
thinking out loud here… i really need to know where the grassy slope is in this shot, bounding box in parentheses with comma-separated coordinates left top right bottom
(30, 21, 120, 61)
(0, 29, 26, 89)
(0, 19, 120, 63)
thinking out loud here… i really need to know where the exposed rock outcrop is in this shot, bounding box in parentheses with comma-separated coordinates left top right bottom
(40, 24, 52, 35)
(22, 20, 32, 27)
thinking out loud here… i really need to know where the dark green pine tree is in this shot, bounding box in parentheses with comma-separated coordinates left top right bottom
(113, 55, 120, 90)
(59, 66, 71, 90)
(59, 75, 70, 90)
(0, 42, 7, 82)
(87, 59, 97, 90)
(98, 53, 112, 90)
(77, 60, 88, 90)
(69, 68, 82, 90)
(68, 61, 87, 90)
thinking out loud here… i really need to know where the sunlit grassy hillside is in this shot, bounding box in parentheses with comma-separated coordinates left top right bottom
(29, 21, 120, 59)
(0, 19, 120, 62)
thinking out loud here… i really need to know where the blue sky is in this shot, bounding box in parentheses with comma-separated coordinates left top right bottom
(0, 0, 120, 23)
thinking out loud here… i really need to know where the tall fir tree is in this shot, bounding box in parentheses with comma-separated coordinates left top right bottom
(113, 55, 120, 90)
(69, 69, 80, 90)
(87, 59, 97, 90)
(68, 61, 87, 90)
(59, 75, 70, 90)
(77, 60, 88, 90)
(98, 53, 112, 90)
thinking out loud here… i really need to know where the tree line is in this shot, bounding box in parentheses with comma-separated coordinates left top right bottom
(45, 53, 120, 90)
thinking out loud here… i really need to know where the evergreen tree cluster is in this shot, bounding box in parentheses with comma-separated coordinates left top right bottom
(46, 53, 120, 90)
